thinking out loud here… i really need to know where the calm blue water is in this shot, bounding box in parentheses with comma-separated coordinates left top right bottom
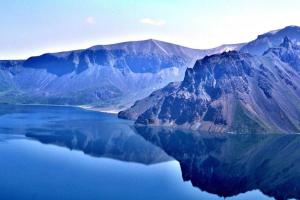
(0, 104, 298, 200)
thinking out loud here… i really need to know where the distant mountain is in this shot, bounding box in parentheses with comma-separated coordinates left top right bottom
(2, 25, 300, 112)
(120, 38, 300, 133)
(264, 36, 300, 71)
(0, 39, 241, 109)
(241, 25, 300, 55)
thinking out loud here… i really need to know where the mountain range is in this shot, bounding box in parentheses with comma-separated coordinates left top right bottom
(119, 26, 300, 133)
(0, 39, 241, 109)
(1, 25, 300, 133)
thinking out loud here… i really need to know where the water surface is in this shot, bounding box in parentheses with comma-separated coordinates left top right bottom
(0, 104, 298, 200)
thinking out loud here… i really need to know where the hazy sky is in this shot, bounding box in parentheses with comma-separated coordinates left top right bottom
(1, 0, 300, 59)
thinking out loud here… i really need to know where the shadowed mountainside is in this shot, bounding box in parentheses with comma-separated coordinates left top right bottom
(120, 37, 300, 133)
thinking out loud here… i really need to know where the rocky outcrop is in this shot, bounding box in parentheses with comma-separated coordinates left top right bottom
(264, 36, 300, 71)
(118, 82, 180, 120)
(241, 25, 300, 55)
(121, 39, 300, 133)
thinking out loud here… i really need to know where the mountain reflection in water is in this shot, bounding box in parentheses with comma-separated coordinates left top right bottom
(0, 104, 170, 165)
(135, 126, 300, 200)
(0, 105, 298, 200)
(24, 119, 171, 165)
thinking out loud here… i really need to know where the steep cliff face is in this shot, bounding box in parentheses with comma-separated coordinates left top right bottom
(121, 39, 300, 133)
(118, 82, 181, 120)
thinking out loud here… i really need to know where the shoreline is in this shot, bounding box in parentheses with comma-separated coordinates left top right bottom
(77, 105, 120, 114)
(1, 103, 121, 114)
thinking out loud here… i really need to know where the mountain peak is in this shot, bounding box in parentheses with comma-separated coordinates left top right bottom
(281, 25, 300, 31)
(199, 50, 249, 64)
(280, 36, 293, 48)
(240, 25, 300, 55)
(262, 36, 300, 71)
(263, 35, 300, 55)
(144, 38, 160, 43)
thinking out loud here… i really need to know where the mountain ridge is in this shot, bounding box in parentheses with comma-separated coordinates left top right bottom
(120, 37, 300, 133)
(241, 25, 300, 55)
(0, 38, 243, 108)
(1, 25, 300, 115)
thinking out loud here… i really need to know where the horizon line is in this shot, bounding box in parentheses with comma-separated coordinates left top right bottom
(1, 24, 298, 61)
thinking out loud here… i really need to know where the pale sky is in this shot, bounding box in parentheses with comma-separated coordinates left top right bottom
(1, 0, 300, 59)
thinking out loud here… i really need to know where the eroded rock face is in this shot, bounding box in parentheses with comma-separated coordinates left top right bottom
(121, 39, 300, 133)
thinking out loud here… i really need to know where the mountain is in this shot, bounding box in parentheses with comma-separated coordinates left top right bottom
(1, 25, 299, 111)
(0, 39, 241, 109)
(264, 36, 300, 71)
(119, 38, 300, 133)
(135, 126, 300, 200)
(241, 25, 300, 55)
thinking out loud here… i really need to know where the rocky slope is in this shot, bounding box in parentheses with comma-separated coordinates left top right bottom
(0, 39, 241, 109)
(241, 25, 300, 55)
(120, 38, 300, 133)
